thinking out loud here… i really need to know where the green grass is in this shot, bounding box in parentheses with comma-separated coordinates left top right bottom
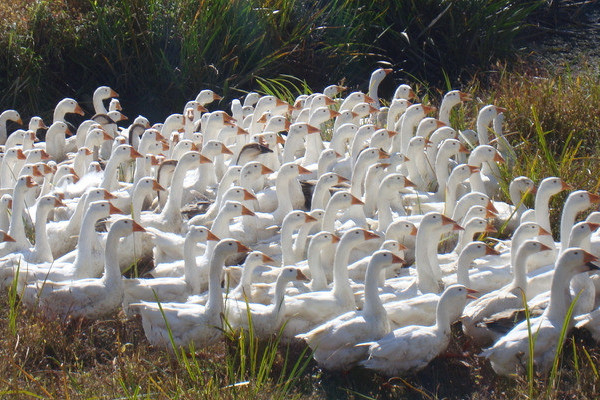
(0, 0, 545, 122)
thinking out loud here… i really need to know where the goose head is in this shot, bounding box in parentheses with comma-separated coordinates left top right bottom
(393, 84, 416, 100)
(202, 140, 232, 157)
(283, 210, 318, 230)
(420, 212, 463, 232)
(264, 115, 291, 132)
(245, 251, 277, 271)
(323, 85, 348, 98)
(187, 225, 220, 243)
(109, 98, 122, 112)
(89, 200, 125, 220)
(568, 221, 600, 249)
(310, 106, 340, 125)
(537, 176, 571, 200)
(277, 162, 311, 179)
(370, 129, 397, 150)
(467, 145, 505, 166)
(352, 102, 379, 120)
(220, 200, 255, 218)
(442, 90, 472, 107)
(195, 89, 222, 106)
(240, 161, 273, 183)
(461, 241, 500, 261)
(110, 144, 142, 162)
(54, 98, 84, 121)
(221, 186, 257, 204)
(327, 191, 364, 210)
(109, 218, 146, 238)
(1, 194, 12, 211)
(178, 151, 212, 169)
(341, 227, 380, 247)
(416, 118, 445, 139)
(385, 219, 418, 241)
(1, 109, 23, 125)
(555, 248, 599, 276)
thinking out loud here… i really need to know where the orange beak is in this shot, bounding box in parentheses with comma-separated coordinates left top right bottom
(132, 221, 146, 232)
(485, 246, 501, 256)
(261, 164, 274, 175)
(102, 131, 113, 141)
(539, 243, 553, 252)
(337, 175, 349, 184)
(307, 124, 321, 134)
(410, 225, 418, 236)
(16, 149, 27, 160)
(331, 234, 341, 244)
(74, 104, 85, 116)
(241, 205, 255, 216)
(350, 195, 364, 205)
(305, 214, 318, 223)
(103, 190, 118, 200)
(329, 109, 341, 119)
(297, 165, 312, 175)
(207, 230, 220, 241)
(54, 198, 66, 207)
(435, 120, 446, 128)
(130, 148, 143, 159)
(495, 106, 507, 113)
(236, 242, 251, 253)
(152, 180, 166, 191)
(261, 253, 276, 264)
(484, 221, 497, 233)
(25, 176, 38, 188)
(459, 92, 473, 102)
(364, 95, 376, 104)
(404, 178, 417, 188)
(243, 190, 257, 201)
(458, 143, 470, 154)
(200, 154, 213, 164)
(378, 149, 389, 159)
(363, 230, 380, 240)
(422, 105, 437, 114)
(109, 203, 125, 214)
(493, 152, 505, 163)
(587, 222, 600, 231)
(467, 165, 480, 174)
(588, 193, 600, 203)
(221, 144, 234, 155)
(296, 269, 310, 281)
(391, 253, 405, 265)
(2, 233, 16, 242)
(487, 200, 499, 215)
(582, 251, 598, 264)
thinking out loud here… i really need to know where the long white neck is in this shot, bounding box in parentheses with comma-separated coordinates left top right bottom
(65, 192, 88, 234)
(72, 209, 103, 278)
(415, 224, 441, 293)
(183, 235, 199, 290)
(560, 199, 584, 252)
(363, 260, 387, 319)
(205, 248, 229, 317)
(434, 149, 455, 196)
(272, 174, 295, 222)
(311, 180, 333, 211)
(509, 246, 530, 292)
(535, 187, 554, 233)
(133, 140, 153, 185)
(101, 154, 127, 191)
(332, 238, 358, 307)
(546, 265, 575, 323)
(161, 161, 191, 220)
(269, 273, 292, 325)
(101, 227, 124, 287)
(376, 193, 395, 232)
(211, 208, 236, 239)
(456, 249, 480, 287)
(33, 204, 53, 263)
(308, 242, 328, 291)
(281, 222, 300, 266)
(8, 184, 30, 247)
(293, 222, 316, 262)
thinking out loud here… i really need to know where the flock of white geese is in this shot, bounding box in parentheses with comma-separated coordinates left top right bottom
(1, 68, 599, 378)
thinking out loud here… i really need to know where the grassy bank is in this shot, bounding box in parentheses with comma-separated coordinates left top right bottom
(0, 0, 545, 122)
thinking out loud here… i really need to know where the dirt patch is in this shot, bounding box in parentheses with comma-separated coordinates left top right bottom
(526, 1, 600, 72)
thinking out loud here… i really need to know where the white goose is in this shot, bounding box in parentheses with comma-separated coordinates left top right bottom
(132, 239, 249, 350)
(297, 250, 403, 370)
(358, 284, 473, 376)
(481, 248, 599, 376)
(22, 219, 145, 319)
